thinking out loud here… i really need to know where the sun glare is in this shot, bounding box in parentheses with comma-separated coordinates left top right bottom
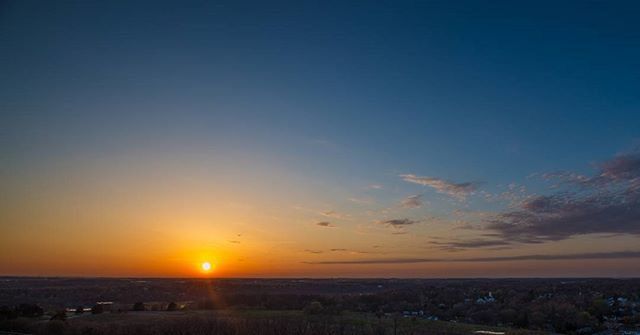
(201, 261, 213, 272)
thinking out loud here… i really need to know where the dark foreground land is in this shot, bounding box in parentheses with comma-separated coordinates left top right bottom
(0, 278, 639, 335)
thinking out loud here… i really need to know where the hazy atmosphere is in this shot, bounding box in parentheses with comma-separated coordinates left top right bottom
(2, 0, 640, 278)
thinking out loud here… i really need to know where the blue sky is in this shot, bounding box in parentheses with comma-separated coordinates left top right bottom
(1, 1, 640, 277)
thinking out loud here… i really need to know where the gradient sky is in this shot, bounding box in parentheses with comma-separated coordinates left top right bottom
(1, 1, 640, 277)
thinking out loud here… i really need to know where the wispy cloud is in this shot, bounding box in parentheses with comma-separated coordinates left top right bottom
(304, 251, 640, 264)
(303, 248, 378, 255)
(400, 174, 478, 200)
(599, 153, 640, 181)
(540, 152, 640, 188)
(429, 239, 511, 251)
(304, 249, 323, 254)
(320, 210, 350, 220)
(377, 218, 419, 228)
(400, 194, 424, 209)
(480, 183, 529, 206)
(367, 184, 383, 190)
(487, 152, 640, 244)
(316, 221, 335, 228)
(487, 193, 640, 243)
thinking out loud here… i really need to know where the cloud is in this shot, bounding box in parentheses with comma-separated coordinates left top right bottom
(429, 239, 511, 251)
(305, 248, 374, 254)
(599, 153, 640, 180)
(400, 174, 478, 200)
(303, 251, 640, 265)
(316, 221, 335, 228)
(540, 171, 592, 187)
(330, 249, 373, 254)
(480, 183, 529, 206)
(400, 194, 423, 209)
(377, 218, 419, 228)
(228, 240, 241, 244)
(367, 184, 383, 190)
(541, 153, 640, 187)
(304, 249, 323, 254)
(320, 210, 349, 220)
(486, 193, 640, 243)
(487, 152, 640, 244)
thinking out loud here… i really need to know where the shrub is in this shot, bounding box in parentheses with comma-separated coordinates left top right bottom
(303, 301, 324, 315)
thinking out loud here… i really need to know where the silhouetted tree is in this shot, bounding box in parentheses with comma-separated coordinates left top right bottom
(167, 302, 177, 311)
(133, 302, 145, 311)
(499, 308, 518, 325)
(0, 305, 18, 320)
(16, 303, 44, 317)
(589, 299, 611, 321)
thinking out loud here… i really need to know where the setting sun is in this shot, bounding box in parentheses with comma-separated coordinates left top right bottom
(201, 262, 213, 272)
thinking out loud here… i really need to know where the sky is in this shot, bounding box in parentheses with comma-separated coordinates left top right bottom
(1, 0, 640, 278)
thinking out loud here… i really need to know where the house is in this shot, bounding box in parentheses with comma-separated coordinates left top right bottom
(476, 292, 496, 304)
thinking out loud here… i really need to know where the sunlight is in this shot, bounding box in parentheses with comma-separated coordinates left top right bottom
(201, 261, 213, 272)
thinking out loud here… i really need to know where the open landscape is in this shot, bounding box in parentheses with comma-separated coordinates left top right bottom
(2, 1, 640, 334)
(1, 278, 639, 334)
